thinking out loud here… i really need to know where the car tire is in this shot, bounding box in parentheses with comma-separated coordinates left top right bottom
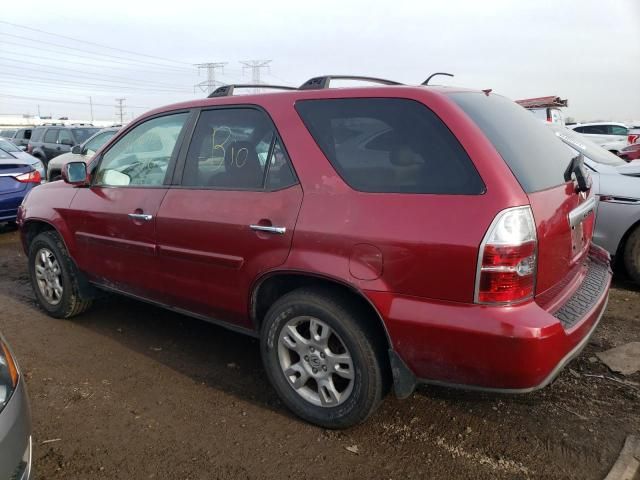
(28, 231, 92, 318)
(623, 226, 640, 285)
(260, 287, 388, 429)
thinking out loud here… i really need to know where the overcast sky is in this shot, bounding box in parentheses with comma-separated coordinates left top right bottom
(1, 0, 638, 123)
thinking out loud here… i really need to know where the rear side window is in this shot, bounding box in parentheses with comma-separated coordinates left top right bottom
(72, 128, 99, 143)
(610, 125, 628, 136)
(450, 92, 574, 193)
(295, 98, 484, 194)
(31, 128, 45, 142)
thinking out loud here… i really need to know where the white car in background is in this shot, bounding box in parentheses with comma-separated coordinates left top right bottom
(568, 122, 630, 155)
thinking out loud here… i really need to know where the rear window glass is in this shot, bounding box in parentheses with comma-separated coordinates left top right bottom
(450, 92, 574, 193)
(295, 98, 485, 194)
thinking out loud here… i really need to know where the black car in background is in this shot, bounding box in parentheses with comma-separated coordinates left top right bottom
(0, 127, 34, 149)
(27, 124, 99, 166)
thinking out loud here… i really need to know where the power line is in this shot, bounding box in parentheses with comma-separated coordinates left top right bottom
(0, 44, 194, 77)
(0, 93, 151, 109)
(0, 68, 191, 93)
(0, 59, 190, 91)
(0, 33, 188, 73)
(194, 62, 227, 95)
(0, 20, 191, 66)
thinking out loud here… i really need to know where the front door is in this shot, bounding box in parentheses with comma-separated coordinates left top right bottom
(68, 112, 190, 300)
(155, 107, 303, 328)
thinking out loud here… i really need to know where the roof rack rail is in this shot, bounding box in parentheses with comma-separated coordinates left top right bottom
(422, 72, 454, 85)
(208, 84, 297, 98)
(299, 75, 403, 90)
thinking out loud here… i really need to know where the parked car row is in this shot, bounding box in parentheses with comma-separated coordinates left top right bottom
(17, 78, 613, 428)
(569, 122, 639, 158)
(0, 127, 33, 149)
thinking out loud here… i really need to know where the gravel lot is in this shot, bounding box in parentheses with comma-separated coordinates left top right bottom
(0, 226, 638, 479)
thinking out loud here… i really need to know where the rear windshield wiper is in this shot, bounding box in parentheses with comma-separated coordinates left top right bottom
(564, 153, 591, 193)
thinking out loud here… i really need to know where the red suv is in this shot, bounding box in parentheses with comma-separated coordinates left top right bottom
(17, 76, 611, 428)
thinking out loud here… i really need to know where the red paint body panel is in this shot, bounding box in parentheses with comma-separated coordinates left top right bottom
(19, 84, 612, 392)
(154, 185, 303, 327)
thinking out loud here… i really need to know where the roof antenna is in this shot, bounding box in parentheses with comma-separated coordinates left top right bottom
(422, 72, 454, 85)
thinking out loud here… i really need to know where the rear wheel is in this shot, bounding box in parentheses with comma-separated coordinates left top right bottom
(623, 226, 640, 285)
(260, 287, 387, 429)
(28, 231, 92, 318)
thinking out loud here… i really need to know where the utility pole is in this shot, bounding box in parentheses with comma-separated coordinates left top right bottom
(115, 98, 126, 124)
(194, 62, 227, 95)
(89, 96, 94, 123)
(37, 104, 41, 118)
(239, 60, 271, 93)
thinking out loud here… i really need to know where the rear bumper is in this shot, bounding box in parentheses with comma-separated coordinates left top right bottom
(367, 246, 612, 393)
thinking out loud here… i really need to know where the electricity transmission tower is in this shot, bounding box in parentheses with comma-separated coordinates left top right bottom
(194, 62, 227, 95)
(115, 98, 126, 124)
(240, 60, 272, 92)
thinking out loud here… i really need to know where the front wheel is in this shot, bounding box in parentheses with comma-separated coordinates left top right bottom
(260, 288, 387, 428)
(28, 231, 92, 318)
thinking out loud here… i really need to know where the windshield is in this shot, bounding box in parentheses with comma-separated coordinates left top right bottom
(71, 128, 100, 144)
(0, 138, 20, 152)
(549, 125, 626, 166)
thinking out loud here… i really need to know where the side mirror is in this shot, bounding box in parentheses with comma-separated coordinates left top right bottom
(71, 145, 82, 154)
(62, 162, 88, 186)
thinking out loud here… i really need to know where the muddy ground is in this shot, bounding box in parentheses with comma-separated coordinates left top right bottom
(0, 226, 638, 479)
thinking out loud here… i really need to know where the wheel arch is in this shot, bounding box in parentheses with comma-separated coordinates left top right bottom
(250, 271, 393, 349)
(616, 217, 640, 267)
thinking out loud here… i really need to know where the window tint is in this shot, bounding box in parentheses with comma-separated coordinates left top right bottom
(31, 128, 45, 142)
(43, 129, 59, 143)
(94, 113, 188, 187)
(265, 138, 296, 190)
(182, 108, 278, 189)
(450, 92, 574, 193)
(84, 131, 116, 155)
(296, 98, 484, 194)
(23, 129, 32, 140)
(582, 125, 608, 135)
(72, 128, 99, 143)
(610, 125, 628, 136)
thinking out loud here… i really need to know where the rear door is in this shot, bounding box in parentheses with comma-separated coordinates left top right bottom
(67, 112, 190, 301)
(450, 92, 595, 298)
(155, 107, 303, 328)
(42, 128, 60, 160)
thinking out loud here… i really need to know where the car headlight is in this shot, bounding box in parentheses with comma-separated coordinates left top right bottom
(0, 340, 19, 413)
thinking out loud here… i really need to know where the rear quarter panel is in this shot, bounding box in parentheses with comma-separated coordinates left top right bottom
(257, 88, 528, 302)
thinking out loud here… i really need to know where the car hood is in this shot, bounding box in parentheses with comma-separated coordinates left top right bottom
(47, 152, 86, 169)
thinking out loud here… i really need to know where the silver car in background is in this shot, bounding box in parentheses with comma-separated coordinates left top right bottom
(0, 139, 45, 181)
(0, 333, 32, 480)
(550, 124, 640, 285)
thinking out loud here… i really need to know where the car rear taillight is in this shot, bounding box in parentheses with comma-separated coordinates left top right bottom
(475, 206, 537, 304)
(629, 134, 639, 145)
(15, 170, 41, 184)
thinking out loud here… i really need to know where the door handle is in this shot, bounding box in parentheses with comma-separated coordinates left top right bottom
(128, 213, 153, 221)
(250, 224, 286, 235)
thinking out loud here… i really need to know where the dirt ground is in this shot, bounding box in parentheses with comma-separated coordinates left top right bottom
(0, 226, 638, 480)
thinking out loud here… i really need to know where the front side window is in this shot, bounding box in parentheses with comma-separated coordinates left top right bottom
(72, 128, 99, 144)
(58, 129, 73, 145)
(296, 98, 484, 194)
(84, 131, 117, 156)
(94, 113, 188, 187)
(43, 129, 59, 143)
(182, 108, 289, 190)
